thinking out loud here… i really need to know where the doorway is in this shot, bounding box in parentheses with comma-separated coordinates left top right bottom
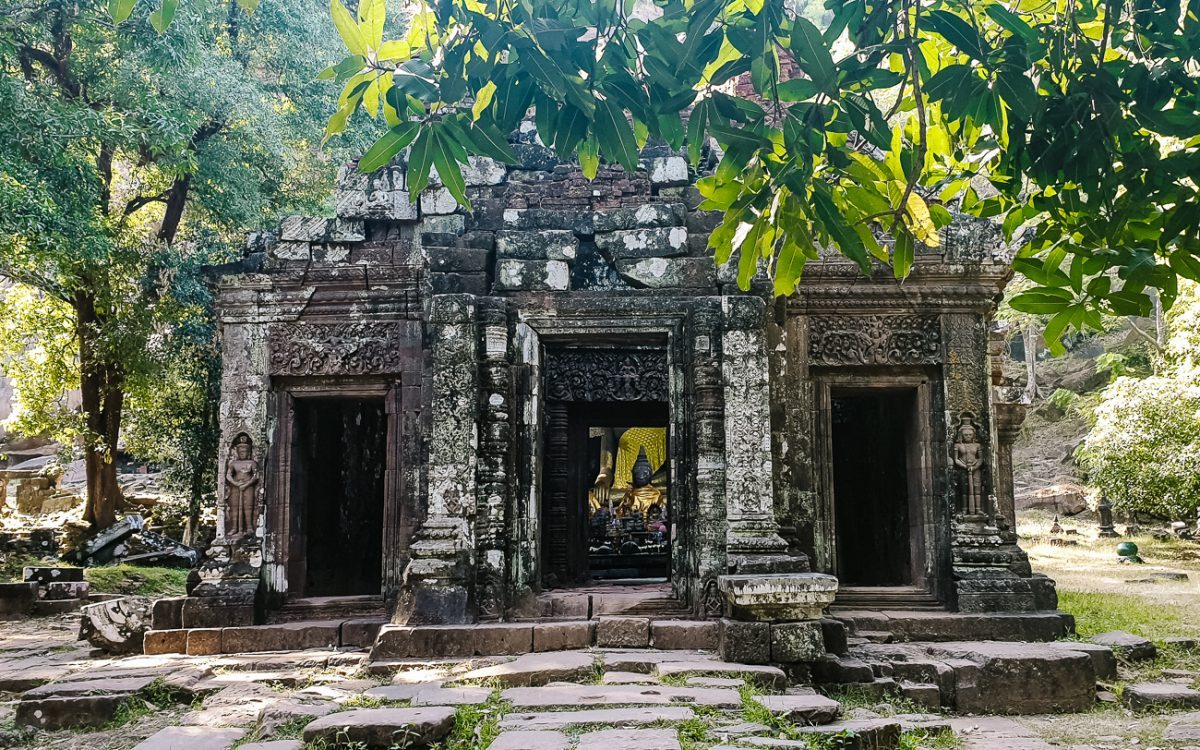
(830, 389, 924, 587)
(542, 401, 671, 586)
(290, 398, 386, 597)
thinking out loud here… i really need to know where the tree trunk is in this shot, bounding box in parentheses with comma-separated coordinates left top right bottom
(75, 291, 126, 530)
(157, 173, 192, 244)
(1023, 323, 1039, 403)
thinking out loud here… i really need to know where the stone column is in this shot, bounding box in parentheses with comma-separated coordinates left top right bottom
(398, 294, 479, 625)
(692, 299, 728, 617)
(474, 298, 512, 620)
(720, 296, 788, 563)
(993, 401, 1026, 532)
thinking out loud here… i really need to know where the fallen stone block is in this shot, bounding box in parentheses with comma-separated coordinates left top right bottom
(16, 693, 132, 730)
(1123, 682, 1200, 711)
(23, 566, 84, 584)
(302, 706, 457, 748)
(79, 596, 151, 655)
(132, 726, 246, 750)
(927, 641, 1095, 714)
(499, 706, 695, 731)
(752, 694, 841, 725)
(1091, 630, 1157, 661)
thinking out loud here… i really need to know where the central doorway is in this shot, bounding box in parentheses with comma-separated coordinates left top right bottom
(829, 389, 926, 587)
(289, 398, 386, 597)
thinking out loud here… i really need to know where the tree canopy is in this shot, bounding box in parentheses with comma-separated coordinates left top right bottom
(0, 0, 353, 528)
(304, 0, 1200, 339)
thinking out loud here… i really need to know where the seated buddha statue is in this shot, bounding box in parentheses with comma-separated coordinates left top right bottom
(616, 448, 664, 517)
(589, 426, 667, 512)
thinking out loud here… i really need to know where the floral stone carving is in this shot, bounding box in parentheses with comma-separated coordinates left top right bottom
(268, 322, 409, 375)
(808, 314, 942, 366)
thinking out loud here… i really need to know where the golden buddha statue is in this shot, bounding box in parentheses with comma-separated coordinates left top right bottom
(588, 427, 667, 512)
(616, 448, 664, 516)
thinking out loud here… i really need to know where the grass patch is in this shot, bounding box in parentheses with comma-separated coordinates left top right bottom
(0, 553, 55, 582)
(84, 565, 189, 596)
(676, 717, 714, 750)
(1057, 590, 1195, 641)
(434, 691, 508, 750)
(900, 728, 962, 749)
(336, 693, 411, 710)
(107, 678, 176, 728)
(233, 716, 317, 748)
(820, 686, 932, 717)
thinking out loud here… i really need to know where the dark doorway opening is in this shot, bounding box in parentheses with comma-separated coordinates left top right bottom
(543, 401, 671, 587)
(291, 398, 386, 597)
(830, 390, 921, 586)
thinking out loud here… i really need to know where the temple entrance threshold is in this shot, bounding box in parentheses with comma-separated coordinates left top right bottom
(830, 389, 926, 589)
(542, 401, 671, 588)
(289, 398, 386, 598)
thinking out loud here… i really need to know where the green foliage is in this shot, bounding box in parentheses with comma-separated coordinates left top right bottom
(1057, 590, 1197, 642)
(315, 0, 1200, 334)
(435, 692, 506, 750)
(1046, 388, 1081, 414)
(107, 678, 177, 728)
(84, 565, 190, 597)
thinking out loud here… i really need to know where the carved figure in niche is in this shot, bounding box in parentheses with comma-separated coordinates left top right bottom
(617, 448, 665, 517)
(953, 414, 985, 515)
(225, 433, 260, 538)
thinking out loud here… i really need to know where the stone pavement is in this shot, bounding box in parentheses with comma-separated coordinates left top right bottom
(3, 617, 1200, 749)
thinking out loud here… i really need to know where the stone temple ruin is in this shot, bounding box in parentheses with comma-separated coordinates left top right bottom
(161, 132, 1062, 662)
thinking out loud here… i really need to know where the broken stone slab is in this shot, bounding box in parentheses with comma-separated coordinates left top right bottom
(37, 580, 89, 600)
(752, 694, 841, 725)
(1090, 630, 1157, 661)
(488, 730, 571, 750)
(602, 671, 660, 684)
(925, 641, 1095, 714)
(499, 706, 695, 731)
(132, 726, 247, 750)
(592, 203, 686, 232)
(70, 514, 145, 565)
(364, 682, 436, 703)
(1123, 682, 1200, 710)
(256, 696, 338, 734)
(302, 706, 457, 748)
(22, 674, 161, 699)
(456, 651, 598, 687)
(718, 572, 839, 622)
(496, 230, 579, 261)
(600, 650, 720, 674)
(1164, 718, 1200, 741)
(654, 661, 787, 691)
(576, 728, 681, 750)
(79, 596, 151, 655)
(500, 684, 743, 709)
(1164, 636, 1200, 651)
(687, 676, 745, 688)
(1044, 641, 1118, 680)
(739, 719, 902, 750)
(410, 685, 492, 706)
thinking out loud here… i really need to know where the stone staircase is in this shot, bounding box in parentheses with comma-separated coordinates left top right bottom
(266, 595, 387, 624)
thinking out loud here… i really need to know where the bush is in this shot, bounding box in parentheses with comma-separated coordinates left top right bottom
(1078, 375, 1200, 520)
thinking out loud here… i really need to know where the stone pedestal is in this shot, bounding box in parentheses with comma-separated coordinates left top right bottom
(717, 572, 838, 622)
(951, 519, 1042, 613)
(182, 538, 261, 628)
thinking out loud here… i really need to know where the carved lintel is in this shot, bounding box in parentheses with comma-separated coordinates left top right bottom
(268, 322, 410, 376)
(808, 314, 942, 366)
(545, 349, 668, 402)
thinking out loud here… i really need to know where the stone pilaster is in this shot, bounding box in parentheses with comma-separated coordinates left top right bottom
(691, 299, 728, 617)
(474, 298, 512, 621)
(993, 401, 1026, 532)
(720, 296, 789, 563)
(398, 294, 479, 625)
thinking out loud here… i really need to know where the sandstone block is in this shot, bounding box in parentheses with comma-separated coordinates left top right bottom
(23, 566, 83, 584)
(0, 581, 37, 619)
(592, 203, 686, 232)
(427, 247, 490, 273)
(151, 597, 187, 631)
(489, 730, 570, 750)
(899, 681, 943, 710)
(819, 619, 848, 655)
(648, 156, 689, 186)
(132, 726, 246, 750)
(498, 707, 695, 731)
(79, 596, 151, 655)
(595, 227, 688, 259)
(16, 694, 130, 730)
(495, 259, 570, 291)
(279, 216, 365, 243)
(596, 616, 651, 648)
(341, 618, 386, 648)
(719, 619, 770, 665)
(1124, 682, 1200, 711)
(472, 623, 534, 656)
(617, 257, 716, 289)
(187, 628, 223, 656)
(656, 661, 787, 691)
(459, 651, 598, 687)
(36, 580, 88, 600)
(501, 684, 741, 710)
(928, 641, 1095, 714)
(651, 620, 718, 651)
(421, 213, 466, 237)
(533, 621, 594, 652)
(576, 728, 681, 750)
(303, 706, 457, 748)
(770, 621, 826, 663)
(1045, 641, 1118, 680)
(221, 621, 340, 654)
(371, 625, 473, 659)
(144, 629, 187, 655)
(238, 742, 304, 750)
(1092, 630, 1157, 661)
(496, 230, 578, 261)
(753, 694, 841, 725)
(718, 572, 838, 622)
(420, 187, 461, 215)
(432, 156, 507, 187)
(502, 207, 593, 233)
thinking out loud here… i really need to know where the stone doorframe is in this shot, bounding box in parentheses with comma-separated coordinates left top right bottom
(509, 310, 695, 610)
(265, 379, 409, 607)
(810, 369, 950, 600)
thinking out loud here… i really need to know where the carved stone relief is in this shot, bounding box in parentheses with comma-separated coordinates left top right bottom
(268, 322, 410, 376)
(224, 433, 260, 539)
(808, 315, 942, 366)
(545, 349, 668, 402)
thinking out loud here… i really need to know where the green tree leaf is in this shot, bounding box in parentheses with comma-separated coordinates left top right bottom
(331, 0, 368, 57)
(109, 0, 137, 24)
(150, 0, 179, 32)
(358, 122, 419, 173)
(593, 97, 638, 173)
(790, 16, 838, 95)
